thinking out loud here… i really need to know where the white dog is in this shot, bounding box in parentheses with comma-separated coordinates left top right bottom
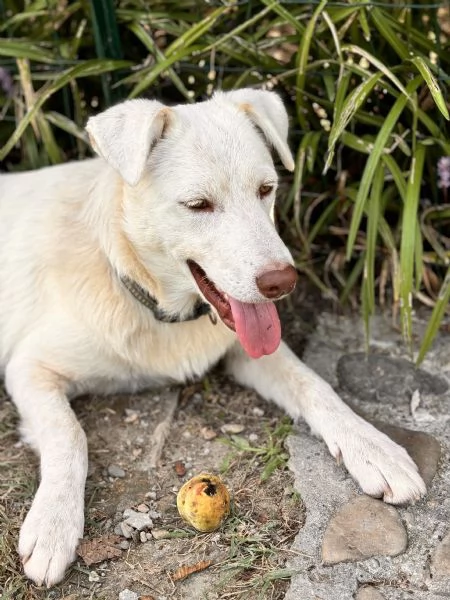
(0, 89, 425, 587)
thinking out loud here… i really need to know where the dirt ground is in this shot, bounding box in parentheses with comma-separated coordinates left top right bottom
(0, 290, 320, 600)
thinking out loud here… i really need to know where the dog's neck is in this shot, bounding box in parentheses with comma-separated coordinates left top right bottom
(120, 275, 211, 323)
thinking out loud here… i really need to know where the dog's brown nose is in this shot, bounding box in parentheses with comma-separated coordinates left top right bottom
(256, 264, 298, 299)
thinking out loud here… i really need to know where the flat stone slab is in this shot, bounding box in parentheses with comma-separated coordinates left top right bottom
(336, 353, 448, 404)
(373, 422, 441, 487)
(322, 496, 407, 565)
(430, 530, 450, 580)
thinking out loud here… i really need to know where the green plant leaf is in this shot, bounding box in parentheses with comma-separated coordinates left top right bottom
(416, 267, 450, 364)
(325, 71, 383, 172)
(399, 142, 426, 351)
(296, 0, 328, 129)
(346, 77, 423, 261)
(0, 60, 131, 161)
(409, 56, 450, 120)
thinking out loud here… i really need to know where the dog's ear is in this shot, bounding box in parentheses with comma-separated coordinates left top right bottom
(218, 89, 295, 172)
(86, 99, 172, 186)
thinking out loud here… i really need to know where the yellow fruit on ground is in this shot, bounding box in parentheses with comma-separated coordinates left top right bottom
(177, 473, 231, 532)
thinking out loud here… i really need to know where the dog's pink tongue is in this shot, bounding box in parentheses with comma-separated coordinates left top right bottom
(228, 298, 281, 359)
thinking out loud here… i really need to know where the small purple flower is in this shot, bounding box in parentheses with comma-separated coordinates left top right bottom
(437, 156, 450, 190)
(0, 66, 13, 97)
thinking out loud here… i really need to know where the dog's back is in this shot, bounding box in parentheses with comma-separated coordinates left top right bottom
(0, 160, 102, 365)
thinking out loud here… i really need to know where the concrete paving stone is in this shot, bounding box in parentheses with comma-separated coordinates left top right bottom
(336, 353, 448, 404)
(322, 496, 408, 565)
(285, 312, 450, 600)
(430, 530, 450, 580)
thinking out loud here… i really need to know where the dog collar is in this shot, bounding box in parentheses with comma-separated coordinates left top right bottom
(121, 276, 211, 323)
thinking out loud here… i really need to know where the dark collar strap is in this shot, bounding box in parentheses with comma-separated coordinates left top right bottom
(121, 276, 211, 323)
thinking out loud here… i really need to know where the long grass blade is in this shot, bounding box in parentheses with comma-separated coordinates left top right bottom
(399, 142, 426, 352)
(346, 76, 423, 261)
(416, 267, 450, 364)
(296, 0, 328, 130)
(409, 56, 450, 120)
(0, 60, 131, 161)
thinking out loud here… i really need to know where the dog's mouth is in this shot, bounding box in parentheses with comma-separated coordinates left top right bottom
(187, 260, 281, 359)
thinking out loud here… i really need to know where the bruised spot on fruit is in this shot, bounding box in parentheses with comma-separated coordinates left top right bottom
(204, 483, 217, 497)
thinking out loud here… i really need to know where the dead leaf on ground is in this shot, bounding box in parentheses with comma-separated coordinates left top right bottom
(171, 560, 212, 581)
(76, 534, 122, 566)
(174, 460, 186, 477)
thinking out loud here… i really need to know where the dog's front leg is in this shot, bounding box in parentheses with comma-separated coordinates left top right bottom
(225, 341, 426, 505)
(5, 357, 87, 587)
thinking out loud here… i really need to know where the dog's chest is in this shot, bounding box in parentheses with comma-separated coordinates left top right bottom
(80, 314, 236, 395)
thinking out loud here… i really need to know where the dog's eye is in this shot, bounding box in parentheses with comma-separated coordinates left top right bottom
(259, 184, 274, 198)
(184, 199, 214, 212)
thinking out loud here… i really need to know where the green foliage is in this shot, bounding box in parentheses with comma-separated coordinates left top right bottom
(0, 0, 449, 359)
(220, 417, 292, 481)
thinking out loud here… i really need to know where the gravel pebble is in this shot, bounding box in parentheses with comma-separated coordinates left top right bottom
(119, 590, 139, 600)
(221, 423, 245, 434)
(120, 522, 133, 539)
(107, 464, 126, 478)
(88, 571, 100, 582)
(136, 503, 149, 513)
(145, 491, 157, 500)
(152, 529, 171, 540)
(200, 426, 217, 440)
(123, 508, 153, 531)
(252, 407, 265, 417)
(119, 540, 130, 550)
(140, 531, 147, 543)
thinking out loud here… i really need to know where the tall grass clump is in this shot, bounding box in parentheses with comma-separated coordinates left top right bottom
(0, 0, 449, 361)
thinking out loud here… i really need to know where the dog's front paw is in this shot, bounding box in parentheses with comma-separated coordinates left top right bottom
(19, 484, 84, 587)
(326, 416, 426, 504)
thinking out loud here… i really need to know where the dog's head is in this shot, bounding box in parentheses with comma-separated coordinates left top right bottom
(86, 89, 297, 359)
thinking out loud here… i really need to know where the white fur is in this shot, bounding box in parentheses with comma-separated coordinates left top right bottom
(0, 89, 426, 587)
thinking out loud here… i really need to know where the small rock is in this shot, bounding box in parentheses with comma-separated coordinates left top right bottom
(148, 510, 161, 520)
(430, 531, 450, 579)
(119, 590, 139, 600)
(356, 587, 385, 600)
(119, 540, 130, 550)
(137, 503, 149, 513)
(200, 426, 217, 440)
(107, 464, 126, 478)
(221, 423, 245, 434)
(252, 407, 265, 417)
(114, 524, 122, 536)
(146, 491, 157, 500)
(146, 532, 153, 540)
(123, 509, 153, 531)
(152, 529, 171, 540)
(124, 411, 139, 424)
(88, 571, 100, 582)
(140, 531, 147, 543)
(322, 496, 407, 565)
(248, 433, 258, 443)
(120, 522, 133, 539)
